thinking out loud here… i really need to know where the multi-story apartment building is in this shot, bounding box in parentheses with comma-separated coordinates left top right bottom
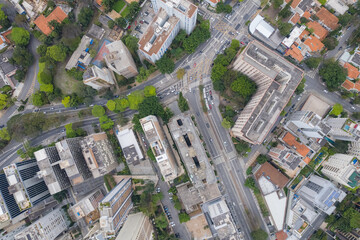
(268, 144, 303, 171)
(150, 0, 197, 35)
(99, 177, 133, 238)
(83, 66, 115, 90)
(80, 133, 118, 178)
(104, 40, 138, 79)
(55, 138, 93, 186)
(140, 115, 178, 182)
(286, 111, 331, 138)
(115, 212, 154, 240)
(138, 8, 180, 63)
(35, 139, 93, 193)
(68, 189, 104, 222)
(297, 175, 346, 215)
(35, 147, 72, 195)
(14, 208, 68, 240)
(325, 118, 360, 142)
(116, 126, 144, 166)
(0, 159, 51, 223)
(322, 154, 360, 188)
(231, 41, 304, 144)
(139, 0, 197, 62)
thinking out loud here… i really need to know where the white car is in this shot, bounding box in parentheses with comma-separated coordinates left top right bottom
(323, 89, 328, 93)
(170, 222, 175, 227)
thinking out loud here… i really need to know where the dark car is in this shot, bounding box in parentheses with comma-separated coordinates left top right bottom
(175, 233, 180, 238)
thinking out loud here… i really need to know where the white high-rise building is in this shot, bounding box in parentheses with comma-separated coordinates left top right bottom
(150, 0, 197, 35)
(140, 115, 178, 182)
(286, 111, 331, 138)
(14, 208, 68, 240)
(297, 175, 346, 215)
(138, 8, 180, 63)
(83, 66, 115, 90)
(322, 153, 360, 188)
(325, 118, 360, 142)
(231, 41, 304, 144)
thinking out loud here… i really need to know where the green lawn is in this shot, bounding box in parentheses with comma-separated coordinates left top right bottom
(318, 0, 326, 5)
(121, 5, 130, 17)
(113, 0, 126, 13)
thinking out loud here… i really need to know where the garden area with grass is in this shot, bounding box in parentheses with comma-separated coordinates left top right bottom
(121, 5, 130, 17)
(113, 0, 126, 12)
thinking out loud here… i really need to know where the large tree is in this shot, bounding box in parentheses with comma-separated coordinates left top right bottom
(47, 45, 67, 62)
(319, 59, 347, 91)
(92, 105, 105, 117)
(230, 76, 257, 99)
(156, 56, 175, 74)
(78, 7, 94, 28)
(304, 57, 322, 69)
(251, 229, 268, 240)
(11, 27, 30, 46)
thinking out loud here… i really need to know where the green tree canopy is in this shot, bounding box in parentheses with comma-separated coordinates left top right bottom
(32, 92, 48, 107)
(11, 46, 33, 68)
(278, 22, 293, 36)
(144, 85, 157, 97)
(65, 123, 77, 138)
(156, 56, 175, 74)
(178, 92, 189, 112)
(37, 44, 48, 57)
(330, 103, 343, 116)
(251, 229, 268, 240)
(272, 0, 284, 8)
(62, 96, 71, 108)
(47, 45, 67, 62)
(245, 177, 256, 189)
(115, 17, 127, 29)
(11, 27, 30, 46)
(92, 105, 105, 117)
(230, 75, 257, 99)
(0, 127, 10, 141)
(256, 154, 268, 164)
(216, 1, 232, 13)
(0, 5, 10, 30)
(78, 7, 94, 28)
(319, 60, 347, 91)
(221, 118, 231, 129)
(304, 57, 322, 69)
(128, 90, 145, 110)
(179, 212, 190, 223)
(106, 100, 116, 111)
(123, 34, 139, 53)
(323, 37, 339, 50)
(115, 98, 129, 112)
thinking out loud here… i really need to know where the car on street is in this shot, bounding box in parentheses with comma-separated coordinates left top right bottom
(209, 104, 212, 110)
(157, 187, 161, 193)
(170, 222, 175, 227)
(175, 233, 180, 238)
(323, 89, 328, 93)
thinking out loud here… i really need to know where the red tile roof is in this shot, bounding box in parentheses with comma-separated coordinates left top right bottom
(341, 79, 355, 90)
(276, 230, 288, 240)
(34, 6, 68, 35)
(355, 82, 360, 92)
(344, 63, 360, 80)
(316, 7, 339, 30)
(302, 11, 311, 19)
(254, 162, 289, 188)
(285, 44, 304, 62)
(304, 36, 324, 52)
(303, 157, 311, 164)
(291, 13, 301, 24)
(299, 30, 309, 40)
(282, 132, 310, 157)
(306, 21, 328, 41)
(285, 0, 302, 8)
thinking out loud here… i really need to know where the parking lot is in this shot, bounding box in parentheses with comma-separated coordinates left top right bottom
(130, 1, 155, 39)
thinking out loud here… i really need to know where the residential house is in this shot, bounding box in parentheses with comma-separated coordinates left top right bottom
(316, 7, 339, 31)
(34, 6, 71, 35)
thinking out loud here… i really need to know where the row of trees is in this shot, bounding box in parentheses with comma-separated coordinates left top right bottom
(211, 39, 240, 91)
(319, 59, 347, 91)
